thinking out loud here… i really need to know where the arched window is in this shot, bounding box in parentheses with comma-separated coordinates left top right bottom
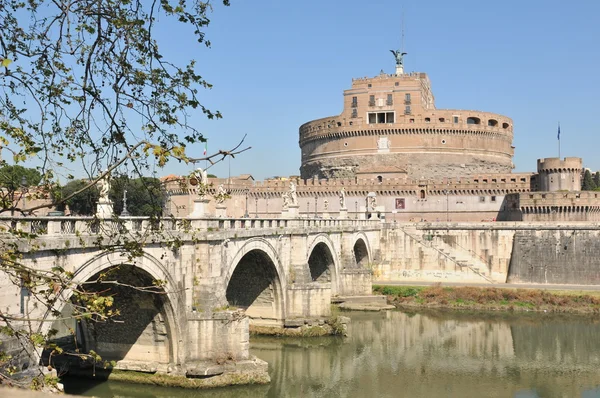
(467, 117, 481, 125)
(488, 119, 498, 127)
(420, 190, 426, 199)
(377, 175, 383, 183)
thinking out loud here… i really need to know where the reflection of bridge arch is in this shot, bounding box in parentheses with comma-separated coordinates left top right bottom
(353, 232, 371, 268)
(307, 234, 340, 294)
(42, 250, 183, 366)
(225, 238, 286, 326)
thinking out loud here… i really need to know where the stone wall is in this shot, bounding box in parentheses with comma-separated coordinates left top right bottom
(507, 229, 600, 285)
(375, 223, 600, 286)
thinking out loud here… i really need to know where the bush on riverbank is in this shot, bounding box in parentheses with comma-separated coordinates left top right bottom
(373, 285, 600, 313)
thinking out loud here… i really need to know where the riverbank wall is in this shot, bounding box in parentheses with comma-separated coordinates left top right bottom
(375, 222, 600, 285)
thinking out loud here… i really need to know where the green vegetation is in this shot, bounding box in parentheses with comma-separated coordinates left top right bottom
(582, 169, 596, 190)
(0, 0, 239, 390)
(375, 284, 600, 313)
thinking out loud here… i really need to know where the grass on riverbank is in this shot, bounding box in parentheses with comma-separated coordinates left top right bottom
(373, 284, 600, 313)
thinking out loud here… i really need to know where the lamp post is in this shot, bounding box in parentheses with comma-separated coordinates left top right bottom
(307, 201, 310, 219)
(355, 201, 358, 219)
(244, 190, 249, 218)
(315, 196, 318, 218)
(120, 189, 130, 216)
(21, 175, 27, 214)
(255, 198, 258, 218)
(266, 197, 269, 218)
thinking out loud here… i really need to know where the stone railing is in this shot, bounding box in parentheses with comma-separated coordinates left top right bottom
(0, 216, 381, 237)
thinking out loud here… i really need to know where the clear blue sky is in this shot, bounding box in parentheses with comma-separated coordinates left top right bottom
(162, 0, 600, 179)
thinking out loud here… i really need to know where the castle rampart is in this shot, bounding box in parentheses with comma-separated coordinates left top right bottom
(298, 71, 514, 179)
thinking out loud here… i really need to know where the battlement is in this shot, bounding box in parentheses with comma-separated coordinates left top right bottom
(537, 157, 582, 172)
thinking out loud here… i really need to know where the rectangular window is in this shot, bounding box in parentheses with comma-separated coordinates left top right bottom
(479, 196, 486, 203)
(368, 112, 395, 124)
(387, 94, 393, 105)
(491, 196, 497, 202)
(351, 96, 357, 107)
(405, 105, 411, 114)
(453, 116, 459, 123)
(351, 108, 358, 118)
(405, 93, 411, 103)
(369, 95, 375, 106)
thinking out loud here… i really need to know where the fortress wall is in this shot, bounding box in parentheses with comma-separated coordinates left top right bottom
(376, 223, 600, 285)
(507, 229, 600, 285)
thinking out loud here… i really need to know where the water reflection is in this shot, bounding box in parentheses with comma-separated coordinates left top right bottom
(65, 310, 600, 398)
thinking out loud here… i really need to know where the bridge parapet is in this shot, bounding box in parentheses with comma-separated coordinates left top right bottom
(0, 216, 381, 242)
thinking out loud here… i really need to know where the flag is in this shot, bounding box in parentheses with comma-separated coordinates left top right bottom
(203, 142, 207, 156)
(557, 124, 560, 140)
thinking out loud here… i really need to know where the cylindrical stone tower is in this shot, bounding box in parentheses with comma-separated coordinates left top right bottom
(537, 157, 582, 192)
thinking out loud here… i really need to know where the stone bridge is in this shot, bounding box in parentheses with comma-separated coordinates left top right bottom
(0, 216, 380, 376)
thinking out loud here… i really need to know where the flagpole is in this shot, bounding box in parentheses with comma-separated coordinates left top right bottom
(557, 122, 561, 159)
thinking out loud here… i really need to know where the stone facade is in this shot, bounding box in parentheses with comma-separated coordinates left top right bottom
(299, 71, 514, 180)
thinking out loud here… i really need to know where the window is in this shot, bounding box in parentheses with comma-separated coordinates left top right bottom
(483, 179, 488, 183)
(405, 105, 411, 114)
(410, 118, 414, 123)
(367, 112, 395, 124)
(491, 196, 497, 202)
(453, 116, 459, 123)
(502, 122, 510, 129)
(368, 84, 372, 88)
(351, 108, 358, 118)
(466, 117, 481, 125)
(405, 93, 411, 103)
(541, 194, 546, 198)
(420, 190, 426, 199)
(488, 119, 498, 127)
(351, 96, 358, 107)
(377, 175, 383, 183)
(387, 94, 393, 105)
(369, 95, 375, 106)
(425, 117, 431, 123)
(439, 117, 445, 122)
(510, 178, 516, 182)
(479, 196, 486, 203)
(395, 82, 399, 86)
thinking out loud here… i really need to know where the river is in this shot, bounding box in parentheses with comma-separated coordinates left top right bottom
(63, 309, 600, 397)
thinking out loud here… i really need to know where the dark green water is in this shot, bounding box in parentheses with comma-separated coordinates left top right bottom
(63, 310, 600, 398)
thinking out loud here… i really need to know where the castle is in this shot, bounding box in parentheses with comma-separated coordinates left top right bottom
(164, 54, 598, 222)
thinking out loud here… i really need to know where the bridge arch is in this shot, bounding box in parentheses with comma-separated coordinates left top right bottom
(42, 250, 184, 367)
(225, 238, 286, 326)
(307, 234, 340, 294)
(352, 232, 372, 268)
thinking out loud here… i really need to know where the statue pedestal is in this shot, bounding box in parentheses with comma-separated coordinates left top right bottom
(215, 204, 227, 218)
(395, 65, 404, 75)
(287, 205, 299, 218)
(96, 200, 113, 219)
(338, 208, 348, 220)
(189, 198, 210, 218)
